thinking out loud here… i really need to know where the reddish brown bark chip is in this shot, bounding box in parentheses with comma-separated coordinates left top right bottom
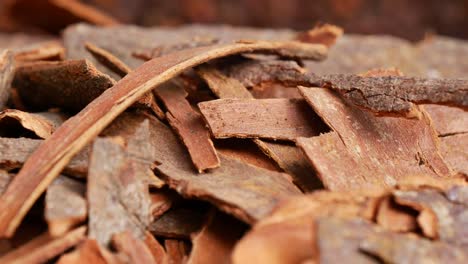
(187, 210, 246, 264)
(0, 226, 86, 264)
(0, 137, 89, 177)
(394, 187, 468, 248)
(0, 50, 14, 110)
(0, 40, 327, 238)
(311, 74, 468, 117)
(439, 134, 468, 176)
(164, 239, 189, 264)
(375, 196, 418, 232)
(144, 232, 166, 263)
(111, 231, 157, 264)
(87, 137, 152, 247)
(85, 42, 132, 78)
(360, 228, 468, 263)
(0, 109, 57, 139)
(156, 153, 301, 224)
(196, 66, 253, 99)
(424, 104, 468, 136)
(297, 87, 452, 191)
(232, 191, 380, 264)
(56, 239, 119, 264)
(149, 207, 206, 239)
(149, 190, 178, 218)
(45, 176, 86, 237)
(155, 83, 220, 172)
(296, 24, 344, 48)
(13, 59, 116, 112)
(199, 98, 325, 141)
(14, 41, 65, 63)
(0, 170, 13, 194)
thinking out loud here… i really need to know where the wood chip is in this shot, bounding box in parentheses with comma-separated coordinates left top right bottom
(87, 137, 152, 247)
(13, 59, 116, 112)
(0, 226, 86, 264)
(14, 41, 65, 63)
(375, 196, 418, 232)
(296, 24, 344, 48)
(0, 137, 89, 177)
(0, 40, 326, 237)
(85, 42, 132, 78)
(149, 190, 178, 218)
(45, 175, 86, 237)
(394, 187, 468, 248)
(149, 207, 206, 239)
(196, 66, 253, 99)
(155, 83, 220, 172)
(297, 88, 452, 191)
(0, 109, 58, 139)
(0, 50, 14, 110)
(111, 231, 157, 264)
(187, 210, 245, 264)
(311, 74, 468, 117)
(199, 98, 325, 141)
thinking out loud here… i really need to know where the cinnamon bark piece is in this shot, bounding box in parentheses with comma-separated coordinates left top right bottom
(0, 109, 59, 139)
(13, 59, 116, 112)
(111, 231, 157, 264)
(0, 170, 13, 194)
(424, 104, 468, 136)
(0, 50, 14, 110)
(394, 187, 468, 248)
(57, 239, 120, 264)
(311, 74, 468, 117)
(360, 228, 468, 263)
(0, 40, 326, 238)
(187, 210, 245, 264)
(164, 239, 189, 264)
(297, 88, 452, 191)
(149, 207, 206, 239)
(0, 226, 86, 264)
(296, 24, 344, 48)
(196, 66, 253, 99)
(14, 41, 65, 63)
(149, 190, 178, 218)
(375, 196, 417, 232)
(232, 191, 380, 264)
(144, 232, 166, 263)
(254, 140, 323, 191)
(199, 98, 324, 141)
(156, 153, 300, 224)
(439, 133, 468, 175)
(0, 137, 89, 177)
(155, 83, 220, 172)
(45, 176, 86, 237)
(214, 139, 280, 172)
(88, 137, 152, 247)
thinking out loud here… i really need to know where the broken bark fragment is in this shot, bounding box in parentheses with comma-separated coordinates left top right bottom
(13, 59, 116, 112)
(199, 98, 325, 141)
(424, 104, 468, 136)
(360, 228, 468, 263)
(155, 83, 220, 172)
(56, 239, 119, 264)
(0, 170, 13, 194)
(296, 24, 344, 48)
(0, 137, 89, 177)
(311, 74, 468, 116)
(0, 40, 326, 237)
(149, 190, 179, 218)
(45, 175, 86, 237)
(0, 226, 86, 264)
(0, 50, 14, 110)
(0, 109, 60, 139)
(297, 87, 452, 191)
(111, 231, 157, 264)
(439, 133, 468, 176)
(196, 65, 253, 99)
(144, 232, 166, 263)
(149, 207, 206, 239)
(164, 239, 189, 264)
(187, 210, 245, 264)
(375, 196, 418, 232)
(14, 41, 65, 63)
(85, 42, 132, 78)
(87, 137, 152, 247)
(232, 191, 380, 264)
(394, 187, 468, 248)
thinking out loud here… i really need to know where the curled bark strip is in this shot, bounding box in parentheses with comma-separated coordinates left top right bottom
(0, 40, 327, 237)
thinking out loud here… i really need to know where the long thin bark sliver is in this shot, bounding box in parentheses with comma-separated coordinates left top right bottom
(0, 40, 327, 237)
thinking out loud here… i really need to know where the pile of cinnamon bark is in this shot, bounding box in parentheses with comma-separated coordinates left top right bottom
(0, 22, 466, 264)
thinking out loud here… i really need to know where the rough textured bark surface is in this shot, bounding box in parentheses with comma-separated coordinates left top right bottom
(424, 104, 468, 136)
(199, 98, 325, 141)
(56, 239, 117, 264)
(0, 109, 60, 139)
(439, 134, 468, 176)
(45, 176, 87, 237)
(297, 87, 452, 191)
(111, 231, 157, 264)
(14, 41, 65, 63)
(155, 83, 220, 172)
(0, 50, 14, 110)
(149, 207, 206, 239)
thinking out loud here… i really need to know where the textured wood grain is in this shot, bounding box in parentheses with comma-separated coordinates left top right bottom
(297, 87, 452, 191)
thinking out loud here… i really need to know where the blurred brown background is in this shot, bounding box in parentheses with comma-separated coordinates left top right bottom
(2, 0, 468, 40)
